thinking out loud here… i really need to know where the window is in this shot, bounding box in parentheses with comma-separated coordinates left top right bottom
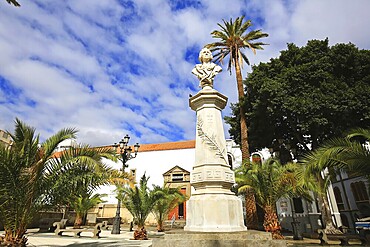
(2, 132, 8, 139)
(340, 214, 349, 227)
(334, 187, 345, 211)
(228, 154, 233, 170)
(178, 203, 184, 218)
(293, 198, 304, 213)
(351, 181, 369, 202)
(251, 153, 262, 164)
(172, 173, 183, 182)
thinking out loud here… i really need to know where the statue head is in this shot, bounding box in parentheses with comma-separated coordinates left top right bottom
(198, 48, 213, 63)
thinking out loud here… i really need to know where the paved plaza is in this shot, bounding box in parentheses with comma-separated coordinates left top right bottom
(1, 228, 366, 247)
(2, 228, 153, 247)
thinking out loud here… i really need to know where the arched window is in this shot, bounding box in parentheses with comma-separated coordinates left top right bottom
(228, 154, 233, 170)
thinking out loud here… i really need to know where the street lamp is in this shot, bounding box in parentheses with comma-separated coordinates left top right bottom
(111, 134, 140, 234)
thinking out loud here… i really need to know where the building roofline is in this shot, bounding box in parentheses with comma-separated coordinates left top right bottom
(53, 140, 196, 157)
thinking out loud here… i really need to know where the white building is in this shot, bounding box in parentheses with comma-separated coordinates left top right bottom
(56, 138, 344, 232)
(92, 139, 242, 224)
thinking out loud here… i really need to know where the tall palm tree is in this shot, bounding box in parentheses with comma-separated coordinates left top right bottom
(205, 16, 268, 229)
(152, 186, 186, 232)
(0, 118, 77, 246)
(302, 128, 370, 233)
(118, 174, 164, 240)
(235, 159, 314, 239)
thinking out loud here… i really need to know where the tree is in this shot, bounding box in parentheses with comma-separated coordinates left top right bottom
(152, 186, 186, 232)
(330, 128, 370, 178)
(226, 39, 370, 232)
(227, 39, 370, 158)
(205, 16, 268, 229)
(69, 192, 106, 228)
(302, 128, 370, 233)
(44, 144, 120, 226)
(119, 174, 164, 240)
(235, 159, 314, 239)
(0, 118, 77, 246)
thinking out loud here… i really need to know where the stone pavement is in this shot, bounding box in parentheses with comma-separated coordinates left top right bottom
(5, 228, 153, 247)
(1, 228, 366, 247)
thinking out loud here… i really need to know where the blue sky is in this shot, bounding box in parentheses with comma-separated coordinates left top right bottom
(1, 0, 370, 146)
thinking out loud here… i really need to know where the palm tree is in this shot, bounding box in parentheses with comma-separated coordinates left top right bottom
(45, 145, 117, 208)
(302, 128, 370, 233)
(69, 192, 106, 228)
(119, 174, 164, 240)
(152, 186, 186, 232)
(205, 16, 268, 229)
(314, 128, 370, 177)
(235, 159, 314, 239)
(0, 118, 77, 246)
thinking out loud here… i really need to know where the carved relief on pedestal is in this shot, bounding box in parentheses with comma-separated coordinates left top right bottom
(191, 169, 235, 184)
(192, 172, 203, 182)
(197, 117, 228, 164)
(224, 172, 235, 183)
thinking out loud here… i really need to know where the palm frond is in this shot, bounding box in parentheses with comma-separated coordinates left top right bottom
(205, 16, 268, 73)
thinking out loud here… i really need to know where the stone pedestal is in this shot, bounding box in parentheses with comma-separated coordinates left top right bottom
(184, 86, 246, 232)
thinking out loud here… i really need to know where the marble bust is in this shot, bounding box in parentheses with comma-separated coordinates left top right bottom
(192, 48, 222, 88)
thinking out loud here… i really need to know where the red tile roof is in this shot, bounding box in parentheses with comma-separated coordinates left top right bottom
(137, 140, 195, 152)
(53, 140, 196, 157)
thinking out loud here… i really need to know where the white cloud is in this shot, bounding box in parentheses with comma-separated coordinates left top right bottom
(0, 0, 369, 147)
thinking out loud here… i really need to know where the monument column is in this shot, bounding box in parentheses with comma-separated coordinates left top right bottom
(152, 48, 281, 247)
(184, 48, 246, 232)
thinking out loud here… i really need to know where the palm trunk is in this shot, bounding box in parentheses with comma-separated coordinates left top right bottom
(263, 205, 284, 239)
(234, 57, 250, 160)
(234, 58, 258, 230)
(157, 217, 164, 232)
(317, 177, 342, 234)
(73, 213, 83, 229)
(134, 225, 148, 240)
(245, 189, 258, 229)
(3, 227, 27, 246)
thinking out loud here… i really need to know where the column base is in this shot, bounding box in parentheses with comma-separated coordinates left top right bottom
(184, 193, 246, 232)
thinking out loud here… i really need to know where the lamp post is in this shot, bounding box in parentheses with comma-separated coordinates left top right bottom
(111, 134, 140, 234)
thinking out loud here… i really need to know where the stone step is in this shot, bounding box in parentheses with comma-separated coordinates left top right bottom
(152, 231, 287, 247)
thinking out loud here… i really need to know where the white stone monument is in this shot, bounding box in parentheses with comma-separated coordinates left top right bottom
(184, 48, 246, 232)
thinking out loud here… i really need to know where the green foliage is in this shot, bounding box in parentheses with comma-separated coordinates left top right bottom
(227, 39, 370, 157)
(0, 118, 77, 244)
(151, 186, 186, 231)
(69, 192, 106, 227)
(119, 174, 164, 228)
(205, 16, 268, 73)
(300, 128, 370, 232)
(303, 128, 370, 181)
(44, 145, 117, 208)
(0, 118, 119, 244)
(235, 159, 314, 209)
